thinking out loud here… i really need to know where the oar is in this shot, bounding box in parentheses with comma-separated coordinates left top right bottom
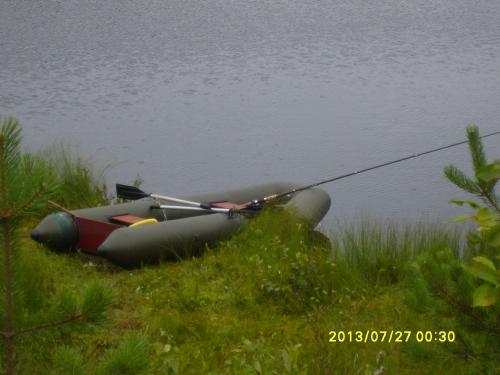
(116, 184, 213, 209)
(117, 184, 258, 216)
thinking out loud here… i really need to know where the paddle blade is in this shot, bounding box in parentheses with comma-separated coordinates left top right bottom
(116, 184, 150, 200)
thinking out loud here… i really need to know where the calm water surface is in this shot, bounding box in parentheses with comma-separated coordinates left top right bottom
(2, 0, 500, 224)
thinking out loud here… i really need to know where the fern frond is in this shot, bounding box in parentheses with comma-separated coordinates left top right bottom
(466, 125, 487, 173)
(443, 165, 480, 194)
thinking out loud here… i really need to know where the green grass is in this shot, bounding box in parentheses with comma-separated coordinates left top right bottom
(2, 143, 498, 374)
(30, 143, 109, 217)
(10, 210, 498, 375)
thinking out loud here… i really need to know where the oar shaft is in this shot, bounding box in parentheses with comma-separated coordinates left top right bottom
(156, 204, 230, 213)
(150, 194, 207, 208)
(118, 184, 229, 212)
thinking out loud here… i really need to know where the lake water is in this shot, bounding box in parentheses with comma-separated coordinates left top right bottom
(2, 0, 500, 225)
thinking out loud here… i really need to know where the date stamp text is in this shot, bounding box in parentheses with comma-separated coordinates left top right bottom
(328, 330, 455, 343)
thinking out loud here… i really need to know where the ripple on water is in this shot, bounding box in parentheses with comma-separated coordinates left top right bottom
(1, 0, 500, 220)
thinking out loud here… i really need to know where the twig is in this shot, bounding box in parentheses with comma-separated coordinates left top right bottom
(433, 284, 500, 335)
(0, 297, 105, 338)
(10, 189, 44, 217)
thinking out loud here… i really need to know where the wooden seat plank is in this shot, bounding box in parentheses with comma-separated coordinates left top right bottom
(111, 214, 146, 225)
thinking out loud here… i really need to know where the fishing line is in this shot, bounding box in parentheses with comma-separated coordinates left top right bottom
(251, 129, 500, 206)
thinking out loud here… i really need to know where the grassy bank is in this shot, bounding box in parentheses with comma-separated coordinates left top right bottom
(2, 139, 498, 374)
(13, 211, 497, 374)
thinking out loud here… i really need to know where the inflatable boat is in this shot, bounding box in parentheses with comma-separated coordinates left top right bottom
(31, 181, 330, 268)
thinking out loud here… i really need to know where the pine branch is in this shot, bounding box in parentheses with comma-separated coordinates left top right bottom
(483, 194, 500, 214)
(454, 330, 476, 360)
(9, 187, 45, 218)
(467, 125, 487, 173)
(2, 298, 105, 337)
(0, 187, 45, 219)
(443, 165, 481, 195)
(432, 284, 500, 335)
(0, 134, 9, 212)
(0, 118, 22, 188)
(0, 285, 110, 338)
(0, 118, 22, 166)
(0, 117, 93, 375)
(0, 118, 19, 375)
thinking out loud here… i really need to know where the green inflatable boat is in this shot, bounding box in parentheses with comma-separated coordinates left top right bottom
(31, 181, 330, 268)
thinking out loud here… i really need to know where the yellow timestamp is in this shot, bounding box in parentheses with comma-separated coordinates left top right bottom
(328, 330, 456, 343)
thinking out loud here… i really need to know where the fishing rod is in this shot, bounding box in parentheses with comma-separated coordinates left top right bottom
(118, 130, 500, 215)
(242, 129, 500, 209)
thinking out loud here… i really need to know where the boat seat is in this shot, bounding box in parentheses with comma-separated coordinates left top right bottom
(110, 214, 148, 226)
(209, 201, 248, 210)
